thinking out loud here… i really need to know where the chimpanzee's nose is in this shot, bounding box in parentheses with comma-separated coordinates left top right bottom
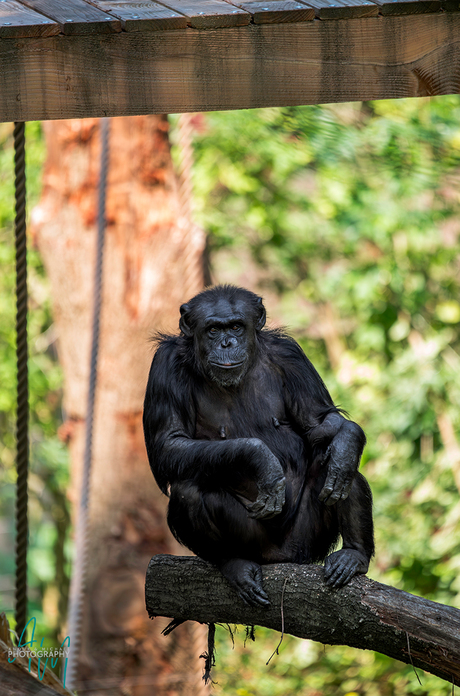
(221, 334, 236, 348)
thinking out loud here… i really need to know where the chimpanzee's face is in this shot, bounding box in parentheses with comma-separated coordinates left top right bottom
(179, 288, 266, 388)
(196, 297, 257, 387)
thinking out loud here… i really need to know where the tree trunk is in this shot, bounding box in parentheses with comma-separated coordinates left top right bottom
(146, 556, 460, 688)
(32, 116, 207, 695)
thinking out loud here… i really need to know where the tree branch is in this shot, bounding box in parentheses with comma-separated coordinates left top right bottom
(145, 555, 460, 687)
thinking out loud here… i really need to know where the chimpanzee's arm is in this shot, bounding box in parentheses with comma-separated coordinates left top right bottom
(143, 341, 285, 519)
(309, 412, 366, 505)
(276, 335, 366, 505)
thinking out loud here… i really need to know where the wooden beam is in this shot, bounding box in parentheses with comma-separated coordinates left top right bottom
(17, 0, 122, 34)
(0, 1, 59, 38)
(88, 1, 188, 31)
(0, 13, 459, 122)
(303, 0, 379, 19)
(373, 0, 441, 15)
(223, 0, 316, 24)
(152, 0, 251, 27)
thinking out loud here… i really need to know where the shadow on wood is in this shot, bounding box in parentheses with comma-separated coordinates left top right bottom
(145, 555, 460, 687)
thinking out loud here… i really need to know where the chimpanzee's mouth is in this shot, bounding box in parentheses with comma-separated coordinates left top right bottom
(210, 361, 244, 369)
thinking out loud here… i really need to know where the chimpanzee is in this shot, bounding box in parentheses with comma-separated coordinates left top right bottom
(143, 285, 374, 606)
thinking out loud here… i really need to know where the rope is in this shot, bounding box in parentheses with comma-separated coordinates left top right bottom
(66, 118, 110, 690)
(176, 114, 194, 222)
(192, 622, 211, 694)
(202, 622, 216, 685)
(176, 113, 205, 299)
(173, 115, 210, 689)
(14, 121, 29, 643)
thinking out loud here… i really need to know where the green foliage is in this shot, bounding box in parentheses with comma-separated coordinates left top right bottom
(186, 97, 460, 694)
(0, 122, 70, 642)
(213, 626, 451, 696)
(1, 100, 460, 693)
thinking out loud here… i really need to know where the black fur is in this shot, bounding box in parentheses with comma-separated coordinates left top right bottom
(143, 285, 374, 606)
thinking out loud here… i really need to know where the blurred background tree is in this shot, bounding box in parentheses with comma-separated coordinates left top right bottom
(1, 95, 460, 695)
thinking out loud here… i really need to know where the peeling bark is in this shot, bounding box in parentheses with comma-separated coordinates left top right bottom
(146, 555, 460, 687)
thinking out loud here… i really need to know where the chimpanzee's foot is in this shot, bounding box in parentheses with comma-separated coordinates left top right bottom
(219, 558, 270, 607)
(323, 549, 369, 588)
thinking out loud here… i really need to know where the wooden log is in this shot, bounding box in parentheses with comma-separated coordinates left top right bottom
(145, 555, 460, 687)
(0, 614, 72, 696)
(0, 664, 66, 696)
(0, 13, 459, 122)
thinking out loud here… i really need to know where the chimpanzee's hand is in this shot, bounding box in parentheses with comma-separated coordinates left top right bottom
(318, 432, 360, 506)
(238, 476, 286, 520)
(219, 558, 270, 606)
(324, 548, 369, 587)
(235, 439, 286, 519)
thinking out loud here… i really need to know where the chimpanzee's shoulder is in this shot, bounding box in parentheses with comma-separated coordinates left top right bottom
(147, 334, 197, 391)
(151, 333, 189, 366)
(260, 328, 307, 359)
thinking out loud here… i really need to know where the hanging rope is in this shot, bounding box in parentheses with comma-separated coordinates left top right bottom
(66, 118, 110, 691)
(176, 113, 194, 222)
(175, 115, 211, 690)
(176, 113, 206, 299)
(14, 121, 29, 643)
(192, 620, 212, 693)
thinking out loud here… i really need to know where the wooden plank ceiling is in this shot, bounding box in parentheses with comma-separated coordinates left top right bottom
(0, 0, 459, 121)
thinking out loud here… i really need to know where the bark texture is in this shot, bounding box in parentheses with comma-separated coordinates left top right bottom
(146, 555, 460, 688)
(32, 116, 207, 695)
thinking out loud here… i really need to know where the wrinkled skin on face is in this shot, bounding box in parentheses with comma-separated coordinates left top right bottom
(180, 293, 266, 387)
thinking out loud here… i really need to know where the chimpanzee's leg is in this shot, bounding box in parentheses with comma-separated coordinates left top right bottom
(167, 480, 272, 606)
(271, 457, 340, 565)
(323, 472, 374, 587)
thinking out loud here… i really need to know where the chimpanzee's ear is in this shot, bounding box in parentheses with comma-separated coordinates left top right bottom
(179, 303, 193, 337)
(255, 297, 266, 331)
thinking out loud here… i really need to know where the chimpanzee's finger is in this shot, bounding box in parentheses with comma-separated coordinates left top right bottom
(318, 470, 339, 504)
